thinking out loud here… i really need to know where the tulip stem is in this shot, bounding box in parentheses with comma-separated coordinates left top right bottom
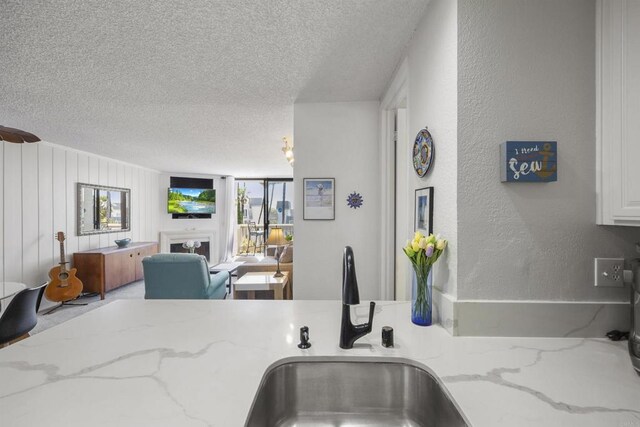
(412, 263, 432, 320)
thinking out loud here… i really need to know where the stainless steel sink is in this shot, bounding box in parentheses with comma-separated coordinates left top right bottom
(245, 357, 469, 427)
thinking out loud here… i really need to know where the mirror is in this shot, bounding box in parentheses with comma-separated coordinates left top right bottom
(77, 183, 130, 235)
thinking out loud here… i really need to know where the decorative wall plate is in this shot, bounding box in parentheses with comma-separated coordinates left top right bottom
(412, 127, 434, 177)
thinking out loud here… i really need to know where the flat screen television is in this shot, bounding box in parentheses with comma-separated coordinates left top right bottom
(168, 188, 216, 214)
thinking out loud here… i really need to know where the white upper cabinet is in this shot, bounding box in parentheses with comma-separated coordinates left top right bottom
(597, 0, 640, 225)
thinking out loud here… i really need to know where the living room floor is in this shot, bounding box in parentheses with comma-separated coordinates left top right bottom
(33, 275, 241, 335)
(32, 279, 146, 335)
(32, 255, 278, 335)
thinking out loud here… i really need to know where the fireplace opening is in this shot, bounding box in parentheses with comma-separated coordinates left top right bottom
(170, 241, 211, 261)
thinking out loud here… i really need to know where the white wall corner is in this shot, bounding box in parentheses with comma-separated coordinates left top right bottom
(380, 57, 409, 109)
(379, 57, 409, 301)
(433, 287, 457, 335)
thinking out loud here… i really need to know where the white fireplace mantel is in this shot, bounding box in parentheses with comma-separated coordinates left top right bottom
(159, 229, 218, 262)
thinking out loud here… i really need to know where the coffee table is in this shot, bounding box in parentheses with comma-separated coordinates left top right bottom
(233, 272, 289, 300)
(209, 261, 245, 294)
(209, 261, 245, 273)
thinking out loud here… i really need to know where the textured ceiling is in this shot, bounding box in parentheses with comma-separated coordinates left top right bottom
(1, 0, 428, 176)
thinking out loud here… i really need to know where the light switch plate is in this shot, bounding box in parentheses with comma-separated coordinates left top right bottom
(594, 258, 625, 287)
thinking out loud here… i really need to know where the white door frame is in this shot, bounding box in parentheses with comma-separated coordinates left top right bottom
(378, 59, 408, 300)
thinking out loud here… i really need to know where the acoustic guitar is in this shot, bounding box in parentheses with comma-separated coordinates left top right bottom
(45, 232, 83, 302)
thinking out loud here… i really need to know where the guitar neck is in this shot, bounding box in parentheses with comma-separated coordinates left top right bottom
(59, 240, 67, 270)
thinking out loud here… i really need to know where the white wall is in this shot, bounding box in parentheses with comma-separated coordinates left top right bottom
(380, 0, 458, 331)
(406, 0, 458, 298)
(158, 173, 228, 262)
(0, 141, 160, 294)
(457, 0, 640, 302)
(293, 101, 381, 300)
(440, 0, 640, 336)
(380, 0, 640, 336)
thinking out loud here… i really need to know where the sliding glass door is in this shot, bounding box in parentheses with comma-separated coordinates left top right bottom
(236, 178, 293, 255)
(265, 180, 294, 239)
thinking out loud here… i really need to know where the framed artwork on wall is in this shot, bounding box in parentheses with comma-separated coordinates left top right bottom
(414, 187, 433, 235)
(303, 178, 335, 220)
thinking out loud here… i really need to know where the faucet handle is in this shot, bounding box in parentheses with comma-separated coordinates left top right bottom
(368, 301, 376, 327)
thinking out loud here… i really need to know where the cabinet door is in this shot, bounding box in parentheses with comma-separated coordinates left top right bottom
(104, 251, 135, 291)
(135, 247, 145, 281)
(73, 253, 103, 295)
(135, 244, 157, 281)
(598, 0, 640, 224)
(123, 251, 137, 285)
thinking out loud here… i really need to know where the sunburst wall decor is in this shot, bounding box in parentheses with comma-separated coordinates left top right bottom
(346, 192, 363, 209)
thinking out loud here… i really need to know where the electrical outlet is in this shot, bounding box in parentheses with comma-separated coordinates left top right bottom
(594, 258, 625, 287)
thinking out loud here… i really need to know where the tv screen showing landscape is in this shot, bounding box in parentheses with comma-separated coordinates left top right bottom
(168, 188, 216, 214)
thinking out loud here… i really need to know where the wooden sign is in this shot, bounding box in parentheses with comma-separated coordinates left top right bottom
(500, 141, 557, 182)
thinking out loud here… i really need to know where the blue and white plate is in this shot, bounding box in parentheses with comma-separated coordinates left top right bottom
(412, 128, 434, 177)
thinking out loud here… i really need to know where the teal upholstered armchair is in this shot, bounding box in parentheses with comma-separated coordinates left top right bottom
(142, 253, 228, 300)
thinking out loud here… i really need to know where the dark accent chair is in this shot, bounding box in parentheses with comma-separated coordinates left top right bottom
(0, 283, 46, 347)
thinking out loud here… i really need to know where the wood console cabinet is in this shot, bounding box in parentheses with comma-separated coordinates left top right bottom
(73, 242, 158, 299)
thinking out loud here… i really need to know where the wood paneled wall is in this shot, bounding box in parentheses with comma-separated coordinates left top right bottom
(0, 142, 160, 287)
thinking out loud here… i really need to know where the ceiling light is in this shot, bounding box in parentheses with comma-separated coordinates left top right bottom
(282, 137, 294, 166)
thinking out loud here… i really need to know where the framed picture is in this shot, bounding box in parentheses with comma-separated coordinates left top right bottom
(303, 178, 335, 220)
(414, 187, 433, 235)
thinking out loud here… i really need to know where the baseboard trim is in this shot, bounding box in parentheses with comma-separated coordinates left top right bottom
(454, 299, 629, 337)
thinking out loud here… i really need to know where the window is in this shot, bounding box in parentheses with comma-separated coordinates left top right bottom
(236, 179, 293, 254)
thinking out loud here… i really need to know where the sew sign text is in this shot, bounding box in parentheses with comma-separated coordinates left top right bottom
(500, 141, 557, 183)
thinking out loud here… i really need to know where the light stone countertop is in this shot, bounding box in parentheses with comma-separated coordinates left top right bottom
(0, 300, 639, 426)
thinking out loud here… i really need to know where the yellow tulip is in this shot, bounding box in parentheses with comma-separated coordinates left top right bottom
(436, 239, 447, 250)
(411, 241, 420, 252)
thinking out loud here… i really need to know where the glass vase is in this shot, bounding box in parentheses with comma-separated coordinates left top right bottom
(411, 265, 433, 326)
